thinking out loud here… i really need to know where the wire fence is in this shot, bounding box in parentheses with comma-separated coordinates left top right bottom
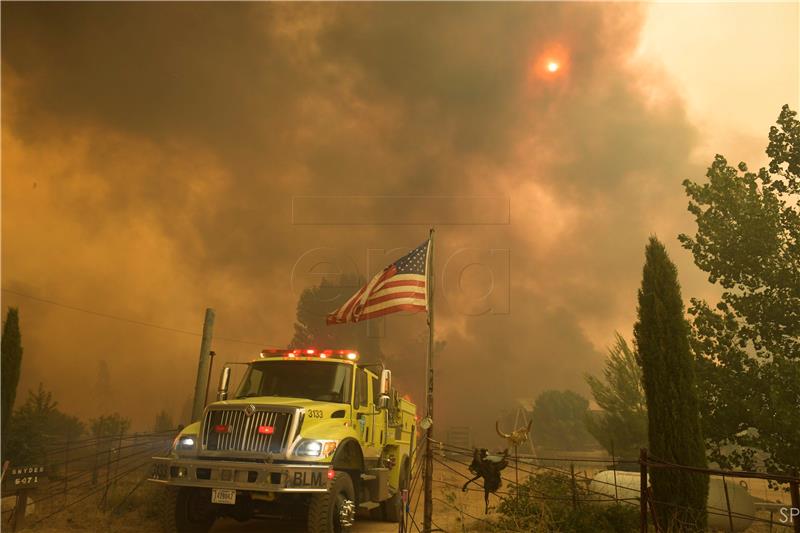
(4, 432, 798, 533)
(2, 429, 176, 531)
(400, 438, 800, 533)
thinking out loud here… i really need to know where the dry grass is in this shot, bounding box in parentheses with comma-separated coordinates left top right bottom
(13, 470, 164, 533)
(9, 460, 795, 533)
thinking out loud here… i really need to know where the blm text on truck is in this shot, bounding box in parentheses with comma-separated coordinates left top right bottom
(150, 348, 417, 533)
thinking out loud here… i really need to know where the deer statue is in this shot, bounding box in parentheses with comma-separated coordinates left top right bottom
(495, 419, 532, 448)
(461, 448, 509, 513)
(496, 419, 532, 485)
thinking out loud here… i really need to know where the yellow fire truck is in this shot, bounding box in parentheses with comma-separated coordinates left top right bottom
(150, 348, 417, 533)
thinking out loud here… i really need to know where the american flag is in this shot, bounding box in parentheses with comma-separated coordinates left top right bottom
(327, 240, 430, 324)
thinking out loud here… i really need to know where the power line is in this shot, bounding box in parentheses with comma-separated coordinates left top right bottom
(1, 287, 277, 347)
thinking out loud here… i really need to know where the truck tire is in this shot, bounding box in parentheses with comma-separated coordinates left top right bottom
(160, 487, 216, 533)
(308, 471, 355, 533)
(382, 459, 409, 523)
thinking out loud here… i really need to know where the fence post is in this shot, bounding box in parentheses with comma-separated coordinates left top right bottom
(611, 440, 619, 503)
(639, 448, 648, 533)
(91, 438, 99, 486)
(647, 487, 660, 531)
(722, 475, 734, 532)
(100, 436, 112, 510)
(570, 462, 578, 509)
(112, 431, 123, 495)
(11, 489, 29, 532)
(790, 471, 800, 533)
(42, 444, 49, 512)
(63, 435, 71, 506)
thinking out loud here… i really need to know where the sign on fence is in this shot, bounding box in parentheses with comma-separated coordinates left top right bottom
(3, 465, 46, 532)
(3, 465, 47, 493)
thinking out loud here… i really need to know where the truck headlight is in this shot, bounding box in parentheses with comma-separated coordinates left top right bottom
(173, 434, 197, 451)
(295, 439, 338, 457)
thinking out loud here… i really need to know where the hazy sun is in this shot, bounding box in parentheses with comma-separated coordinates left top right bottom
(529, 44, 569, 83)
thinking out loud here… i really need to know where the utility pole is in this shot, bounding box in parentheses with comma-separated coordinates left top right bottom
(204, 351, 217, 406)
(423, 228, 435, 533)
(191, 308, 216, 422)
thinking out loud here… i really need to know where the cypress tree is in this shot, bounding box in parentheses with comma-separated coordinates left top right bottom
(2, 307, 24, 454)
(634, 237, 708, 531)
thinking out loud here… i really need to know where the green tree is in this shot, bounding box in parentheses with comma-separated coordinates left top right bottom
(4, 384, 85, 463)
(1, 307, 24, 453)
(679, 104, 800, 476)
(634, 237, 707, 531)
(290, 274, 382, 361)
(584, 333, 648, 459)
(531, 390, 596, 452)
(90, 413, 131, 438)
(153, 410, 174, 432)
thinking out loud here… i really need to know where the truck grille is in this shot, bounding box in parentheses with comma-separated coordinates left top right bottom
(202, 409, 293, 453)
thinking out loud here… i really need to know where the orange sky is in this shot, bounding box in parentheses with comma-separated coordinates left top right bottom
(1, 2, 797, 438)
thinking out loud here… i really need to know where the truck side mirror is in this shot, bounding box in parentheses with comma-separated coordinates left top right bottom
(217, 367, 231, 401)
(380, 369, 392, 395)
(379, 369, 392, 410)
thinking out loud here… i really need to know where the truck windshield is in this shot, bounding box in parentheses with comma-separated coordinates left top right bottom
(236, 361, 353, 404)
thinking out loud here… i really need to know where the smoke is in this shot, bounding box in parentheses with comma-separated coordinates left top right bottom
(2, 3, 700, 436)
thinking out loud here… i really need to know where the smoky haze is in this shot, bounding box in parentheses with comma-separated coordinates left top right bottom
(2, 2, 710, 444)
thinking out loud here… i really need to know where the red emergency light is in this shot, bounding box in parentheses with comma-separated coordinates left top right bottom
(257, 425, 274, 435)
(259, 348, 359, 361)
(213, 424, 229, 433)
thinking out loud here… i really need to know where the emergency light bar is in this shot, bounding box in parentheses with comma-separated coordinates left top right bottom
(259, 348, 359, 361)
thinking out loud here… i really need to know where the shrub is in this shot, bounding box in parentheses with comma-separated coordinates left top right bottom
(496, 472, 639, 533)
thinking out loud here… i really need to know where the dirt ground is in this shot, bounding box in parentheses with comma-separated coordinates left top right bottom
(14, 459, 497, 533)
(209, 460, 497, 533)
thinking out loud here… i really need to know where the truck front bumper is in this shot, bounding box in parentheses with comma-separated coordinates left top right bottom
(149, 456, 331, 493)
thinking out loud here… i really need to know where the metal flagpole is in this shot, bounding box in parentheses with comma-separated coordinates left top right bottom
(423, 228, 435, 533)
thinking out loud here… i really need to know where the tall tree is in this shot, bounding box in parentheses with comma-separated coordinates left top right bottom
(1, 307, 23, 452)
(4, 384, 84, 463)
(94, 359, 112, 414)
(634, 237, 708, 531)
(679, 104, 800, 476)
(90, 413, 131, 438)
(531, 390, 596, 452)
(290, 274, 382, 361)
(179, 396, 193, 426)
(154, 410, 175, 432)
(584, 333, 648, 459)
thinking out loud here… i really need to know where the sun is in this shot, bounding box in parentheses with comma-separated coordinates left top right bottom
(528, 45, 569, 83)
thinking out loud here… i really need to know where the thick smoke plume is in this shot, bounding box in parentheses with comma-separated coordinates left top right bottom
(2, 3, 701, 441)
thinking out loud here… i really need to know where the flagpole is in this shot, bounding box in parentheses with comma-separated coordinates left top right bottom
(423, 227, 435, 533)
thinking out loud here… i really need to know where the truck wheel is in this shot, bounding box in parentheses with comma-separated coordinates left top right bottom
(308, 471, 355, 533)
(160, 487, 216, 533)
(382, 459, 409, 523)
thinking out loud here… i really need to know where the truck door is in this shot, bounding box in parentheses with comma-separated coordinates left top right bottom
(354, 368, 379, 458)
(369, 373, 387, 448)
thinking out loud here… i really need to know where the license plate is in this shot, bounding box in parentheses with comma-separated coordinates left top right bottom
(211, 488, 236, 505)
